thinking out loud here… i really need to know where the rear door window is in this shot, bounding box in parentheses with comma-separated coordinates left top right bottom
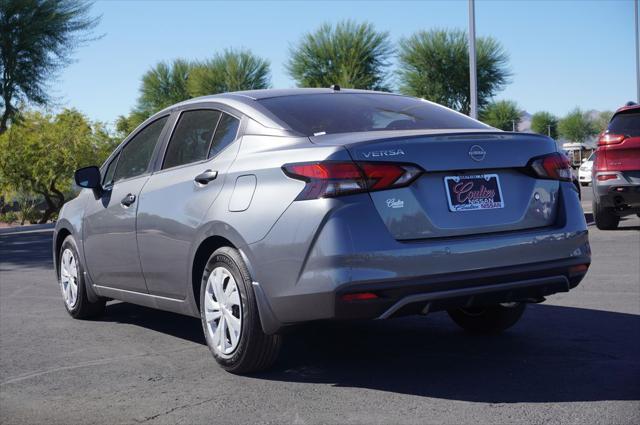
(208, 113, 240, 158)
(607, 111, 640, 137)
(114, 116, 168, 182)
(163, 110, 222, 169)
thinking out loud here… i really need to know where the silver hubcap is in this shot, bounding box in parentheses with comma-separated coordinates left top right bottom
(204, 267, 242, 356)
(60, 248, 79, 308)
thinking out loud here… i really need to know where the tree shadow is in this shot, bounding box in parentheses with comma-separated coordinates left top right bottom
(0, 230, 53, 270)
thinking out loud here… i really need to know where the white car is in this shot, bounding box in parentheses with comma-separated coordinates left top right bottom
(578, 152, 595, 186)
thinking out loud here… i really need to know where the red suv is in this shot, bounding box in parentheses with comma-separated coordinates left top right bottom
(592, 102, 640, 229)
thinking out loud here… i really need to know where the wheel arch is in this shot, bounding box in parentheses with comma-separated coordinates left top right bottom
(53, 225, 73, 278)
(189, 223, 282, 334)
(191, 235, 237, 313)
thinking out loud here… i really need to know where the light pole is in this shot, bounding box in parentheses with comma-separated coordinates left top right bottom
(468, 0, 478, 119)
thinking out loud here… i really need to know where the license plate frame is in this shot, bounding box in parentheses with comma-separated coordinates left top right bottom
(444, 174, 505, 212)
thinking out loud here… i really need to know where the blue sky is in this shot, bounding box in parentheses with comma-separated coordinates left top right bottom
(55, 0, 637, 125)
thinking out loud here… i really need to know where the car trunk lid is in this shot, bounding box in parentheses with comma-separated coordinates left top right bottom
(310, 130, 562, 240)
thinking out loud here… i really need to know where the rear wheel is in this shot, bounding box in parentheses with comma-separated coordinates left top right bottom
(58, 236, 106, 319)
(593, 200, 619, 230)
(447, 302, 526, 334)
(200, 247, 281, 374)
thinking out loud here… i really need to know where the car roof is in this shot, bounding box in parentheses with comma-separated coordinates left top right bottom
(200, 87, 400, 101)
(150, 88, 406, 132)
(615, 102, 640, 114)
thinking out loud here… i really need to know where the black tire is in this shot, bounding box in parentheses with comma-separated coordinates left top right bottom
(199, 247, 281, 374)
(580, 182, 589, 187)
(58, 236, 106, 319)
(447, 302, 526, 334)
(593, 200, 620, 230)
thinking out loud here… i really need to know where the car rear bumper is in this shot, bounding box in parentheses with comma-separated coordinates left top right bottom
(247, 182, 590, 333)
(593, 171, 640, 210)
(333, 258, 588, 320)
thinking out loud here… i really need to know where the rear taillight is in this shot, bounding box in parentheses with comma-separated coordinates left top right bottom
(596, 174, 618, 182)
(598, 133, 626, 146)
(529, 152, 572, 182)
(282, 161, 422, 200)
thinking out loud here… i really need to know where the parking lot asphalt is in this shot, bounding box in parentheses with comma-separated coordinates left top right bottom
(0, 199, 638, 424)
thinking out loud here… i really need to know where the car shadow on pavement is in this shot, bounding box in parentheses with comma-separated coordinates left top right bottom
(97, 300, 640, 403)
(254, 304, 640, 403)
(99, 302, 206, 345)
(613, 216, 640, 231)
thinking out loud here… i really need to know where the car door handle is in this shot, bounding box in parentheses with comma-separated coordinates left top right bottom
(194, 170, 218, 184)
(121, 193, 136, 207)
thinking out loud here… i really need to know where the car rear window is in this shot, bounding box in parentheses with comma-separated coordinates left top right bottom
(607, 111, 640, 137)
(258, 93, 488, 136)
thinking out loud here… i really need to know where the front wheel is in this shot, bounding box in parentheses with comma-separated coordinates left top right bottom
(580, 182, 589, 187)
(58, 236, 106, 319)
(447, 302, 526, 334)
(200, 247, 281, 374)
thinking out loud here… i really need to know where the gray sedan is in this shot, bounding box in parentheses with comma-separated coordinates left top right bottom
(55, 88, 590, 373)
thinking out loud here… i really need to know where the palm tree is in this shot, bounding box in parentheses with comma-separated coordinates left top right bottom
(286, 20, 392, 90)
(398, 29, 511, 115)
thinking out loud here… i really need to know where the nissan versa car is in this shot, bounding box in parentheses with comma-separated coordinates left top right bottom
(54, 88, 590, 373)
(592, 102, 640, 230)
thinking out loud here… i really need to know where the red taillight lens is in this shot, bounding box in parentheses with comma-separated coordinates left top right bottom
(529, 152, 572, 182)
(282, 161, 422, 200)
(340, 292, 378, 302)
(598, 133, 626, 146)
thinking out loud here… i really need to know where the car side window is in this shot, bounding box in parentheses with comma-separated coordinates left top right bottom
(114, 116, 168, 182)
(163, 110, 221, 169)
(208, 113, 240, 159)
(102, 153, 119, 187)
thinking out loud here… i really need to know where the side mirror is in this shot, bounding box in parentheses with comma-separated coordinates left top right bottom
(74, 166, 102, 190)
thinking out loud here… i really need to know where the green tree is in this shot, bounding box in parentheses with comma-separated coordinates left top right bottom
(137, 59, 192, 117)
(398, 29, 511, 115)
(480, 100, 521, 131)
(286, 20, 392, 90)
(530, 111, 559, 139)
(115, 59, 192, 137)
(593, 110, 613, 134)
(0, 109, 117, 222)
(0, 0, 99, 133)
(117, 49, 270, 137)
(115, 110, 148, 139)
(558, 108, 597, 144)
(189, 48, 270, 96)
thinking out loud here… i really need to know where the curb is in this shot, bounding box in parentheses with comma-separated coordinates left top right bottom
(0, 223, 55, 235)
